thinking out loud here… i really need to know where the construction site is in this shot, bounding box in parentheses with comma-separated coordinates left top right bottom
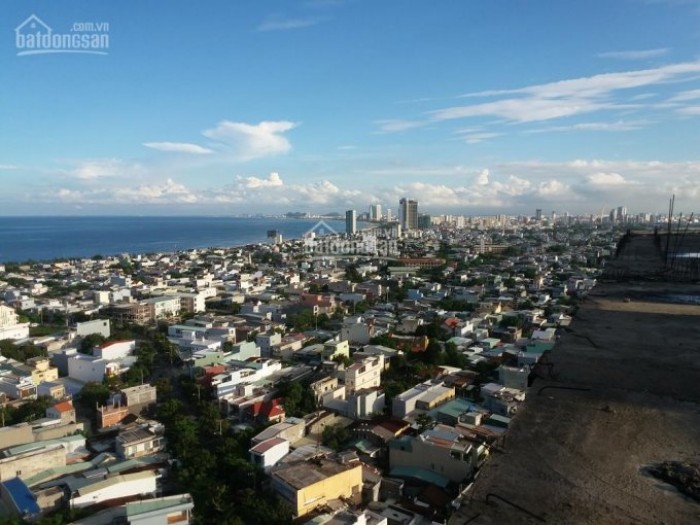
(453, 228, 700, 524)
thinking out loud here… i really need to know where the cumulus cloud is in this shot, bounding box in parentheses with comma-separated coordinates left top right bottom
(143, 142, 213, 154)
(54, 178, 198, 204)
(202, 120, 298, 161)
(475, 169, 490, 185)
(243, 172, 284, 188)
(42, 158, 700, 215)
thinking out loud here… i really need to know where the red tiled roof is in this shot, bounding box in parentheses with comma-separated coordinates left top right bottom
(53, 400, 74, 413)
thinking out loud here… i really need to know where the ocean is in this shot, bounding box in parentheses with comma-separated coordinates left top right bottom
(0, 216, 349, 263)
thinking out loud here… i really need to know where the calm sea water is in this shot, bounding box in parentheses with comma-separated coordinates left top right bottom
(0, 216, 349, 263)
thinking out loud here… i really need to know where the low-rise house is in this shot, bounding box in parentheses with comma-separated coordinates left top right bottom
(0, 305, 30, 341)
(0, 477, 40, 521)
(251, 417, 306, 446)
(345, 355, 384, 394)
(69, 493, 194, 525)
(69, 470, 159, 509)
(95, 340, 136, 360)
(271, 456, 363, 517)
(0, 373, 36, 400)
(389, 425, 488, 485)
(115, 424, 165, 459)
(75, 319, 111, 339)
(244, 398, 285, 425)
(480, 382, 525, 416)
(249, 437, 290, 472)
(46, 400, 76, 424)
(121, 384, 157, 415)
(392, 381, 455, 419)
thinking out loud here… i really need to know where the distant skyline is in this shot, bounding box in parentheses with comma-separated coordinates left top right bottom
(2, 0, 700, 216)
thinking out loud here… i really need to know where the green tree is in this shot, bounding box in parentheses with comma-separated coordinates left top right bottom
(78, 381, 110, 409)
(322, 423, 351, 451)
(79, 333, 106, 354)
(415, 413, 435, 433)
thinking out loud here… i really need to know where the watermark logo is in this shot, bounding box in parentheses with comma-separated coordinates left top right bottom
(15, 14, 109, 56)
(304, 220, 338, 238)
(303, 220, 398, 257)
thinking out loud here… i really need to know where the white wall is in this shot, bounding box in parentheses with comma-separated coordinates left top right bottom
(71, 472, 157, 509)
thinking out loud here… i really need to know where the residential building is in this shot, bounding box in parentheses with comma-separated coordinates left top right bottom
(251, 417, 306, 446)
(70, 494, 194, 525)
(346, 388, 385, 420)
(67, 352, 121, 383)
(70, 470, 159, 509)
(142, 295, 181, 319)
(75, 319, 111, 339)
(46, 400, 76, 424)
(271, 457, 363, 517)
(95, 340, 135, 360)
(121, 384, 158, 415)
(115, 425, 165, 459)
(392, 381, 455, 419)
(0, 305, 29, 341)
(0, 477, 40, 521)
(0, 445, 67, 482)
(389, 425, 488, 484)
(0, 374, 36, 400)
(249, 437, 290, 472)
(345, 355, 384, 394)
(256, 332, 282, 357)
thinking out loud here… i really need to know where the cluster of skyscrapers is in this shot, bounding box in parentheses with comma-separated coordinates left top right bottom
(345, 198, 424, 235)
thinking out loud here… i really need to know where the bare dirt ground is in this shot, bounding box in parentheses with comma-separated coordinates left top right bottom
(453, 281, 700, 525)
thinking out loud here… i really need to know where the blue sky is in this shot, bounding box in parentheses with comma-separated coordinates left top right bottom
(2, 0, 700, 216)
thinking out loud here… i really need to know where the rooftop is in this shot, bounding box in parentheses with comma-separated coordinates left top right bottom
(272, 457, 357, 489)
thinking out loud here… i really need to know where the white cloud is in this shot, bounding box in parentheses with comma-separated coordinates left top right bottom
(586, 172, 628, 186)
(423, 61, 700, 125)
(243, 172, 284, 188)
(525, 120, 647, 134)
(459, 61, 700, 100)
(430, 97, 612, 123)
(0, 164, 18, 170)
(374, 119, 424, 133)
(475, 169, 490, 185)
(461, 132, 503, 143)
(55, 178, 198, 204)
(143, 142, 213, 154)
(668, 88, 700, 102)
(676, 105, 700, 115)
(202, 120, 298, 160)
(598, 48, 670, 60)
(41, 159, 700, 215)
(257, 15, 325, 31)
(61, 159, 145, 180)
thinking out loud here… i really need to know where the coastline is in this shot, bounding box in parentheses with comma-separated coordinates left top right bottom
(0, 216, 370, 265)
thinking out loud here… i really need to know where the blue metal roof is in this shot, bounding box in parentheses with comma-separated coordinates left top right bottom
(2, 477, 41, 516)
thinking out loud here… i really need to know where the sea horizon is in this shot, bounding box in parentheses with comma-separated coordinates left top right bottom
(0, 216, 354, 264)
